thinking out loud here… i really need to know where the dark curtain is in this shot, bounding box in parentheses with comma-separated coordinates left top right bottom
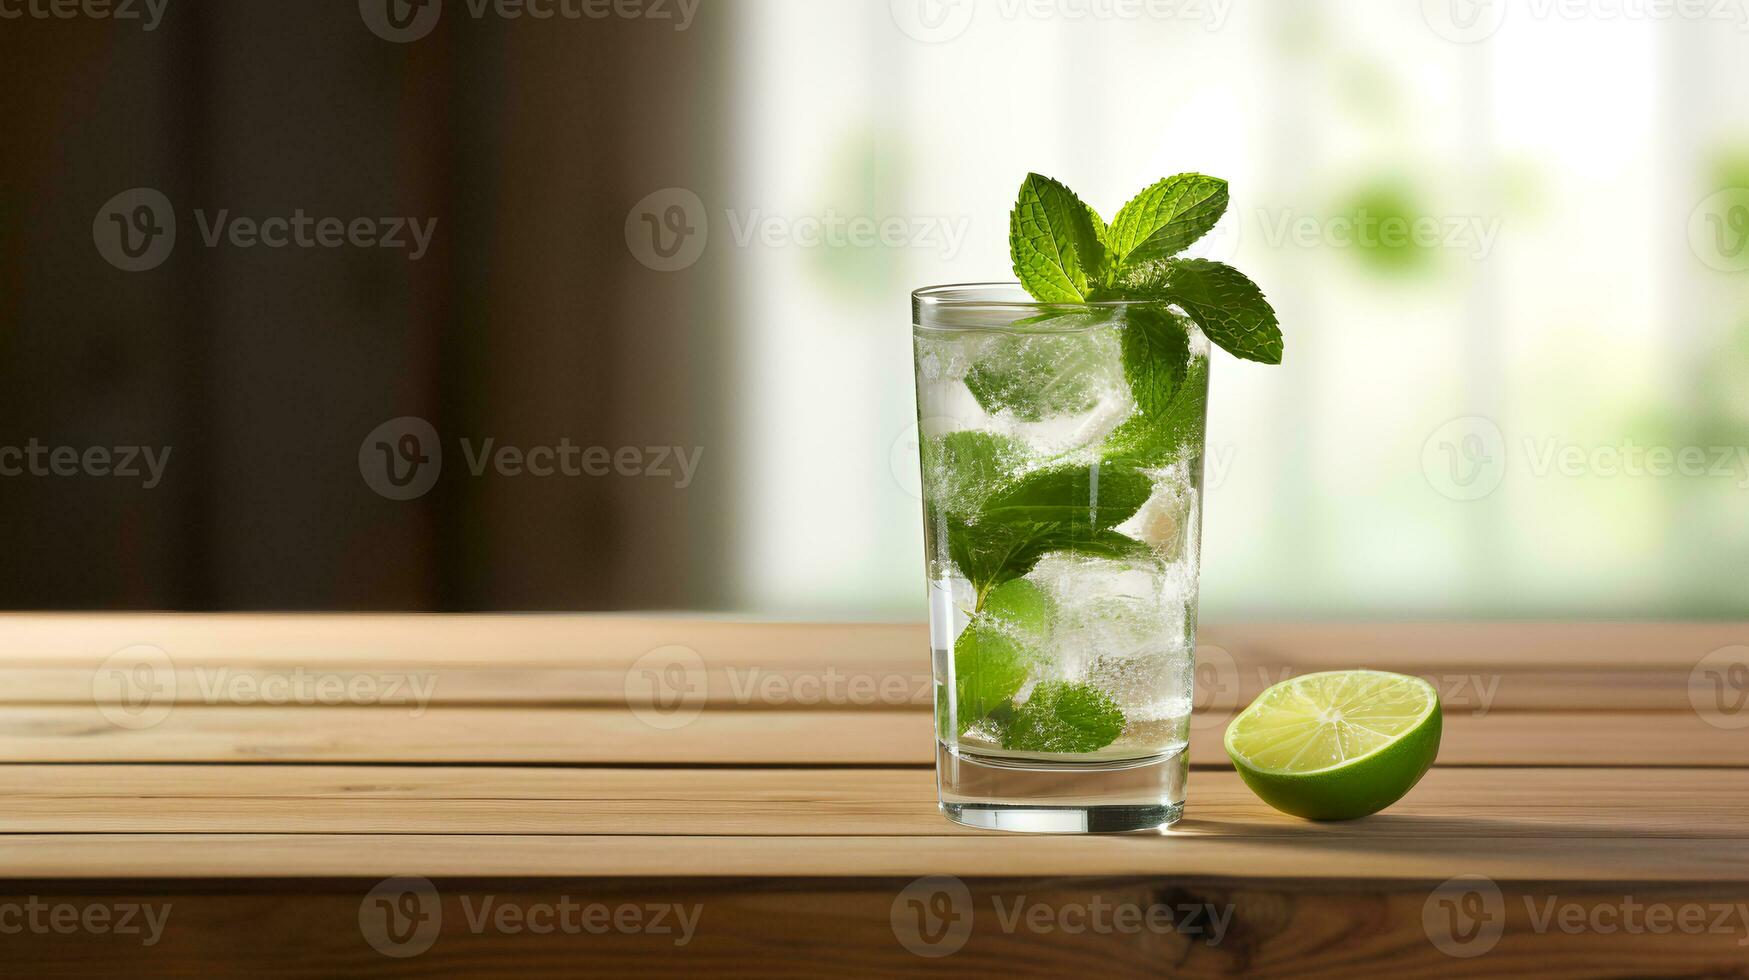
(0, 0, 734, 610)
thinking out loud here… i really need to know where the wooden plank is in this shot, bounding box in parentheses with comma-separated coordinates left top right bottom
(0, 705, 1740, 767)
(0, 664, 938, 708)
(0, 832, 1740, 882)
(0, 706, 926, 765)
(0, 766, 1745, 841)
(1, 879, 1744, 978)
(2, 663, 1701, 713)
(0, 617, 1735, 713)
(3, 662, 938, 711)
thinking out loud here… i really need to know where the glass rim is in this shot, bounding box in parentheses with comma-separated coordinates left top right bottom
(912, 282, 1168, 332)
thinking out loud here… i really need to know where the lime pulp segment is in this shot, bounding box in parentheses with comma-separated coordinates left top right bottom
(1225, 670, 1438, 775)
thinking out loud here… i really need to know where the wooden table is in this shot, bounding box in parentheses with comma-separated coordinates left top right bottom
(0, 617, 1745, 976)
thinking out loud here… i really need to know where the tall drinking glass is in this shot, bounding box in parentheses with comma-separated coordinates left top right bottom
(912, 284, 1210, 833)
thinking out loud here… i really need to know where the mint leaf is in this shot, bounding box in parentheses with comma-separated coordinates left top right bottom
(949, 520, 1149, 598)
(1101, 306, 1207, 467)
(1108, 174, 1228, 265)
(1056, 528, 1158, 564)
(1009, 173, 1106, 302)
(982, 578, 1054, 640)
(1000, 681, 1126, 753)
(980, 463, 1152, 532)
(953, 616, 1031, 734)
(924, 430, 1022, 516)
(946, 516, 1057, 596)
(1087, 202, 1112, 265)
(948, 515, 1098, 598)
(1121, 306, 1191, 416)
(1104, 356, 1208, 468)
(1130, 258, 1283, 364)
(952, 580, 1059, 735)
(946, 463, 1152, 600)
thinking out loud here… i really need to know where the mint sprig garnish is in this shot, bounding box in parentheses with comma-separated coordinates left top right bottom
(1007, 171, 1284, 365)
(1108, 174, 1230, 267)
(1121, 258, 1284, 365)
(1009, 174, 1107, 302)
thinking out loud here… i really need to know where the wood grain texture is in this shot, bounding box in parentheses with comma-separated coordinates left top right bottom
(0, 616, 1735, 712)
(1, 663, 1701, 712)
(0, 766, 1745, 840)
(0, 832, 1742, 882)
(0, 705, 1740, 766)
(3, 879, 1745, 979)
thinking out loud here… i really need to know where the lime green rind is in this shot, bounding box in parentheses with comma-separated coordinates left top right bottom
(1223, 670, 1442, 821)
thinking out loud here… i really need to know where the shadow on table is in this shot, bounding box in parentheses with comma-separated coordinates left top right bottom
(1166, 809, 1703, 859)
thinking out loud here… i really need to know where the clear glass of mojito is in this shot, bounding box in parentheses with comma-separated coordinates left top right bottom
(913, 284, 1210, 833)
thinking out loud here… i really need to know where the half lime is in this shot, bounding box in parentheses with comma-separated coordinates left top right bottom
(1223, 670, 1441, 820)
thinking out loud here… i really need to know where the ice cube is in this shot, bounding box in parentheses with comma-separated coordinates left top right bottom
(965, 327, 1126, 412)
(928, 576, 977, 651)
(1122, 478, 1193, 562)
(1027, 550, 1198, 721)
(914, 331, 980, 385)
(965, 330, 1136, 458)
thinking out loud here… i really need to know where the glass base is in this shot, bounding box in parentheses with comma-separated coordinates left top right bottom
(936, 741, 1187, 834)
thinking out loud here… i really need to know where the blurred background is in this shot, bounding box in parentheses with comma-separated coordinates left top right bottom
(1, 0, 1746, 618)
